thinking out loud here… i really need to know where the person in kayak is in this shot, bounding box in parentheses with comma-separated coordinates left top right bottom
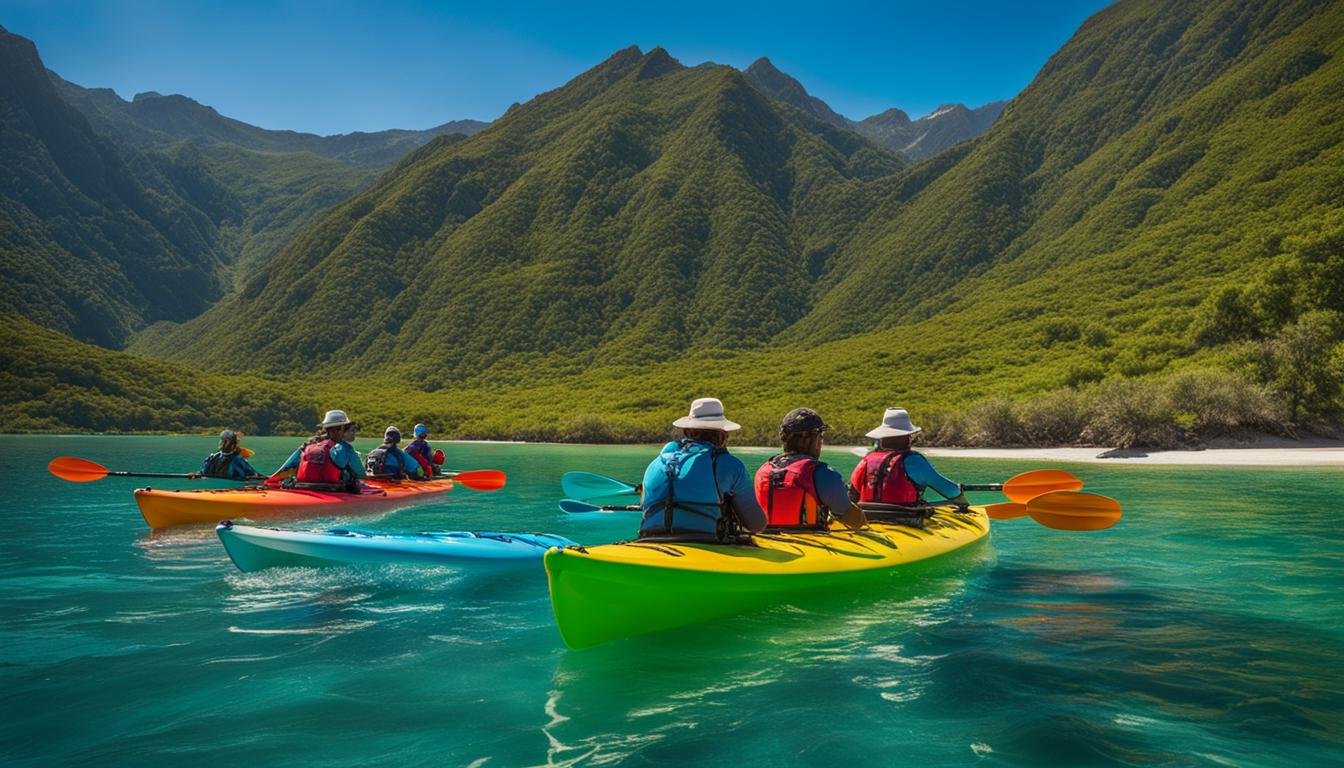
(194, 429, 260, 480)
(404, 424, 444, 477)
(270, 410, 366, 490)
(365, 426, 425, 479)
(849, 408, 968, 507)
(755, 408, 867, 530)
(638, 397, 767, 541)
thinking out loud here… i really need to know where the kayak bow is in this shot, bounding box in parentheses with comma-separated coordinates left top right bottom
(216, 522, 576, 572)
(134, 476, 456, 528)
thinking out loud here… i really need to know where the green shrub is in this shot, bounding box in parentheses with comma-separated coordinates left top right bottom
(1083, 378, 1181, 448)
(964, 398, 1026, 447)
(1165, 368, 1285, 437)
(1020, 389, 1090, 445)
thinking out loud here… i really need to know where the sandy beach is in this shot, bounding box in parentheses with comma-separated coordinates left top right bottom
(914, 446, 1344, 467)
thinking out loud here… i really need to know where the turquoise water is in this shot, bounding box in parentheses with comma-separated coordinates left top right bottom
(3, 435, 1342, 766)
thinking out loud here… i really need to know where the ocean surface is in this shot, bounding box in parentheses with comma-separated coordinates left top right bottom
(3, 435, 1341, 767)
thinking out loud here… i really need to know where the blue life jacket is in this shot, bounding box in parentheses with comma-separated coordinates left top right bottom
(638, 439, 731, 539)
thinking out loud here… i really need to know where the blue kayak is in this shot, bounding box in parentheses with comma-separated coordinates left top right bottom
(216, 521, 576, 572)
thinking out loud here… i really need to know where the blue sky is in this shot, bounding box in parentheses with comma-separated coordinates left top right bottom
(3, 0, 1114, 135)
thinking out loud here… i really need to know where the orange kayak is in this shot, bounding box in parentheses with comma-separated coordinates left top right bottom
(134, 477, 455, 529)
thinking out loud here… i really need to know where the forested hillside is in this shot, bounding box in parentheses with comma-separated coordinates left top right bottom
(0, 26, 229, 346)
(4, 0, 1341, 443)
(1, 25, 489, 345)
(0, 314, 315, 434)
(135, 46, 908, 378)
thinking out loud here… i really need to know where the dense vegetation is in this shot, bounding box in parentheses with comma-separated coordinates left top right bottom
(1, 25, 486, 347)
(135, 46, 908, 379)
(1, 26, 230, 346)
(3, 1, 1342, 446)
(0, 315, 315, 434)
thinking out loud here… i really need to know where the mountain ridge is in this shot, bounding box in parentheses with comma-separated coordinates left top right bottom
(52, 74, 489, 166)
(742, 55, 1007, 160)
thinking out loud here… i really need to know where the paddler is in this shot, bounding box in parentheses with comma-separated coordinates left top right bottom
(193, 429, 261, 480)
(404, 423, 444, 476)
(849, 408, 968, 507)
(269, 410, 365, 490)
(754, 408, 867, 530)
(637, 397, 767, 540)
(365, 426, 425, 479)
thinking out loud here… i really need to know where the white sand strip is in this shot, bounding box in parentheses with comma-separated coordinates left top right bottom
(911, 446, 1344, 467)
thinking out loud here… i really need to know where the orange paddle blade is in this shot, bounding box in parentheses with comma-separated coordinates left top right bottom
(1002, 469, 1085, 503)
(48, 456, 109, 482)
(1026, 490, 1122, 531)
(984, 502, 1029, 520)
(449, 469, 507, 491)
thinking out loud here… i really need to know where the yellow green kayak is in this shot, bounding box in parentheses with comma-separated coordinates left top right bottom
(545, 505, 990, 648)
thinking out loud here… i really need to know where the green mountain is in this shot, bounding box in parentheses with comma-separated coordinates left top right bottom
(742, 57, 852, 128)
(742, 57, 1006, 161)
(53, 76, 488, 167)
(134, 46, 908, 377)
(794, 0, 1343, 343)
(5, 0, 1342, 442)
(1, 26, 486, 344)
(0, 25, 230, 347)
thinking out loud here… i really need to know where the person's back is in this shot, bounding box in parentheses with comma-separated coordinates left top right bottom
(637, 398, 766, 540)
(755, 408, 866, 530)
(366, 426, 424, 479)
(404, 424, 440, 476)
(274, 410, 366, 491)
(199, 430, 259, 480)
(850, 449, 920, 505)
(849, 408, 966, 506)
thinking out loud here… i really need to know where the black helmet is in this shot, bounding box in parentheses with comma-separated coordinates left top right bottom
(219, 429, 238, 446)
(779, 408, 828, 437)
(384, 426, 401, 443)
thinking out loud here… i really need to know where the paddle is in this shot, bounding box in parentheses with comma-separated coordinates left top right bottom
(560, 471, 638, 501)
(443, 469, 507, 491)
(558, 499, 642, 514)
(372, 469, 507, 491)
(48, 456, 259, 483)
(1026, 490, 1123, 531)
(984, 501, 1029, 520)
(962, 469, 1084, 503)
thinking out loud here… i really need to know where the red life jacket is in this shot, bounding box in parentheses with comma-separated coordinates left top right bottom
(297, 439, 344, 484)
(856, 450, 918, 504)
(754, 453, 826, 528)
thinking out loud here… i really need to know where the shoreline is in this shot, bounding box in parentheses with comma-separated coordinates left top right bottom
(10, 432, 1343, 467)
(854, 441, 1344, 467)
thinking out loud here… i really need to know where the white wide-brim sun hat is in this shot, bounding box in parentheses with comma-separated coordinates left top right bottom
(672, 397, 741, 431)
(319, 409, 353, 429)
(865, 407, 922, 438)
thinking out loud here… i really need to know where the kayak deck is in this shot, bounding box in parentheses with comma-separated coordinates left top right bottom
(135, 477, 455, 528)
(216, 522, 576, 572)
(545, 506, 989, 648)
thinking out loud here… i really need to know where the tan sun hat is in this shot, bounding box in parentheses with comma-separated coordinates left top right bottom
(672, 397, 741, 431)
(865, 407, 922, 438)
(319, 409, 353, 429)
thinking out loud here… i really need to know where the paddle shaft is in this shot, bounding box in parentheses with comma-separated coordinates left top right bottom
(108, 470, 201, 479)
(960, 483, 1003, 491)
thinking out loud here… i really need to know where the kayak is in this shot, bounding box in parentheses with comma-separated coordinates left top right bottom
(544, 505, 989, 648)
(216, 521, 577, 572)
(134, 477, 456, 529)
